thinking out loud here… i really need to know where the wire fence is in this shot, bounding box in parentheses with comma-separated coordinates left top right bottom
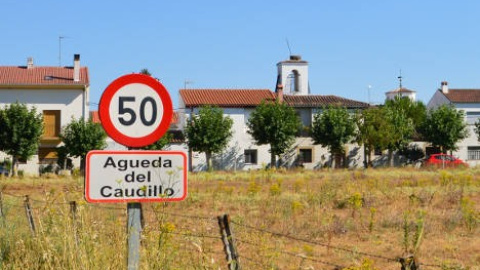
(0, 191, 455, 270)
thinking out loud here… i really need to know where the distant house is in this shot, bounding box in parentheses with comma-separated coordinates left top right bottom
(178, 55, 370, 171)
(385, 87, 416, 101)
(0, 55, 89, 175)
(427, 81, 480, 166)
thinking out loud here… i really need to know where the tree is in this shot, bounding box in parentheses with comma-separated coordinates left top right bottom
(247, 101, 301, 168)
(383, 98, 415, 166)
(311, 106, 355, 168)
(140, 68, 151, 76)
(356, 107, 392, 168)
(475, 119, 480, 142)
(185, 106, 233, 171)
(139, 132, 172, 150)
(0, 102, 43, 176)
(60, 118, 107, 171)
(422, 104, 468, 154)
(385, 96, 426, 140)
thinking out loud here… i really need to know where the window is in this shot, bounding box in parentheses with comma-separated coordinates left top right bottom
(244, 149, 257, 164)
(468, 146, 480, 160)
(43, 110, 61, 138)
(374, 147, 383, 156)
(298, 148, 313, 163)
(286, 70, 300, 93)
(38, 147, 58, 162)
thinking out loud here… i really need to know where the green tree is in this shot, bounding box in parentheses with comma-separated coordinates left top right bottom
(0, 102, 43, 176)
(311, 106, 355, 168)
(355, 107, 392, 167)
(385, 96, 426, 140)
(247, 101, 301, 168)
(140, 68, 151, 76)
(139, 132, 172, 150)
(475, 119, 480, 143)
(60, 118, 107, 171)
(185, 106, 233, 171)
(383, 98, 415, 166)
(422, 104, 468, 154)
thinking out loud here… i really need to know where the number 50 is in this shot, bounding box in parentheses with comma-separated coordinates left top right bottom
(118, 96, 157, 126)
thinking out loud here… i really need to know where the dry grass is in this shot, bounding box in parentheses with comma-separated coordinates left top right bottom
(0, 168, 479, 269)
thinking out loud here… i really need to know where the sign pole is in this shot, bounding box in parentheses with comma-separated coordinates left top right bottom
(92, 73, 187, 269)
(127, 202, 142, 270)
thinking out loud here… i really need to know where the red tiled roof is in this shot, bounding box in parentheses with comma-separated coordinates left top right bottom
(385, 87, 415, 94)
(0, 66, 89, 86)
(284, 95, 370, 108)
(180, 89, 275, 107)
(443, 89, 480, 103)
(90, 111, 179, 125)
(90, 111, 100, 123)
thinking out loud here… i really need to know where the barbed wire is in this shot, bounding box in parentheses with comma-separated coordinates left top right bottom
(235, 236, 346, 269)
(232, 221, 444, 268)
(233, 221, 396, 262)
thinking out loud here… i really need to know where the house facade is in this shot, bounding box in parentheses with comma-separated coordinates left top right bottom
(178, 55, 370, 171)
(0, 55, 89, 175)
(427, 81, 480, 166)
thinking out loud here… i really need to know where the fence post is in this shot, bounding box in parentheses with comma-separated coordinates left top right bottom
(70, 201, 79, 245)
(24, 195, 36, 236)
(223, 214, 241, 270)
(0, 190, 4, 221)
(218, 214, 241, 270)
(398, 255, 419, 270)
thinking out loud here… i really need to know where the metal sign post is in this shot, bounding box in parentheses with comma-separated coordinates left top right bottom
(89, 73, 186, 270)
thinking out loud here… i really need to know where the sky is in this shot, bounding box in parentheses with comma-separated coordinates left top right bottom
(2, 0, 480, 111)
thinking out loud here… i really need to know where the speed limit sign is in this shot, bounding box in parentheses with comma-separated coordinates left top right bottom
(98, 74, 173, 148)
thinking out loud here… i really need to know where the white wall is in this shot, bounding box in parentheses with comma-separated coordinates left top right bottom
(277, 62, 309, 95)
(0, 88, 87, 122)
(181, 106, 366, 171)
(0, 88, 87, 176)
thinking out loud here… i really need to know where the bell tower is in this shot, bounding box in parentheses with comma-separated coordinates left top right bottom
(276, 55, 309, 95)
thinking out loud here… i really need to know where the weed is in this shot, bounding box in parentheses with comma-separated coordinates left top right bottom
(460, 197, 479, 232)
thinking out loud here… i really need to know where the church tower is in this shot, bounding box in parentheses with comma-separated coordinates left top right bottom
(276, 55, 310, 95)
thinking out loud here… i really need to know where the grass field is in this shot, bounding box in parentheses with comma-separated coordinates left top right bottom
(0, 168, 479, 270)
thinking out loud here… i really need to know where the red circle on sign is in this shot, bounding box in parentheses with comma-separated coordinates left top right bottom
(99, 74, 173, 148)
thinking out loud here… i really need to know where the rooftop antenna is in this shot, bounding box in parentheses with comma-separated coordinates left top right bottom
(367, 85, 372, 105)
(58, 36, 68, 67)
(285, 38, 292, 56)
(184, 79, 194, 89)
(398, 69, 403, 89)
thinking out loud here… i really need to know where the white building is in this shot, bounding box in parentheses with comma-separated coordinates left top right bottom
(385, 87, 417, 101)
(0, 55, 89, 175)
(427, 81, 480, 166)
(178, 55, 370, 171)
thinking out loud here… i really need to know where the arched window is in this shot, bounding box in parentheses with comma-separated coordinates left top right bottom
(287, 70, 300, 93)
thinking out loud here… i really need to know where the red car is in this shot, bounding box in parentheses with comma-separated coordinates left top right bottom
(423, 154, 468, 168)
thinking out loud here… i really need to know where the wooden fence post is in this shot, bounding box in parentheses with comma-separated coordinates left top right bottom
(218, 214, 241, 270)
(0, 190, 4, 221)
(70, 201, 79, 245)
(24, 195, 36, 236)
(398, 255, 419, 270)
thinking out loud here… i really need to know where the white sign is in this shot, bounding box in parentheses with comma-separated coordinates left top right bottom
(85, 150, 187, 203)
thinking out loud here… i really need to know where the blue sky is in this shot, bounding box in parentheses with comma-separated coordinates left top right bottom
(2, 0, 480, 110)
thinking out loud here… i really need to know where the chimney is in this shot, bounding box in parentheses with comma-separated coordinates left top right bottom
(290, 55, 301, 61)
(441, 81, 448, 94)
(73, 54, 80, 82)
(276, 84, 284, 104)
(27, 57, 34, 69)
